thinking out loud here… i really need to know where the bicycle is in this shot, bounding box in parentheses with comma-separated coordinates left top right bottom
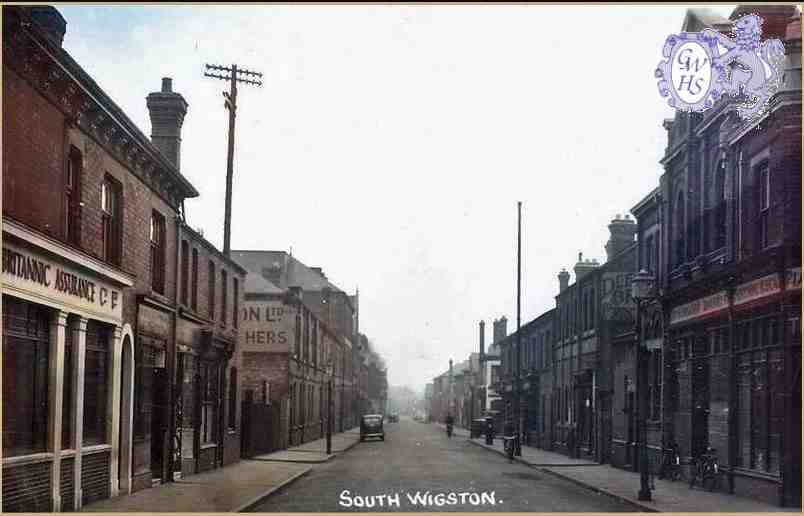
(689, 447, 720, 492)
(659, 443, 682, 482)
(503, 436, 516, 462)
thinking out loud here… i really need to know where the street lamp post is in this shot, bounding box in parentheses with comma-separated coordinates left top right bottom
(632, 269, 656, 502)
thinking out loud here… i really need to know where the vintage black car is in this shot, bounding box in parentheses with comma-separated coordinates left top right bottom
(360, 414, 385, 441)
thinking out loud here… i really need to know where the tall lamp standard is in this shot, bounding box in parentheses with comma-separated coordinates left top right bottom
(631, 269, 656, 502)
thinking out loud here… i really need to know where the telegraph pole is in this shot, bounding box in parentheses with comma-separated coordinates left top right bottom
(515, 201, 523, 456)
(203, 63, 262, 256)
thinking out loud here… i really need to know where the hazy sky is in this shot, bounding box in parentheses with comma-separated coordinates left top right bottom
(60, 4, 734, 392)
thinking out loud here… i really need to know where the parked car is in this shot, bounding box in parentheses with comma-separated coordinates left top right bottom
(387, 412, 399, 423)
(360, 414, 385, 442)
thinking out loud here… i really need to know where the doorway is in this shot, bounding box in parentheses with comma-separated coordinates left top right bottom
(691, 357, 710, 459)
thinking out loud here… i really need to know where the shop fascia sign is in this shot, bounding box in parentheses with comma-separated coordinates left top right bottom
(670, 268, 801, 326)
(2, 241, 123, 321)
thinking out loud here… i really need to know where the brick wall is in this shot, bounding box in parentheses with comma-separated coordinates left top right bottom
(3, 67, 66, 238)
(241, 351, 289, 403)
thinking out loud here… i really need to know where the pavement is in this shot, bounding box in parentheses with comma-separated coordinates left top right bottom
(250, 416, 636, 512)
(252, 427, 361, 463)
(81, 427, 360, 512)
(452, 423, 796, 513)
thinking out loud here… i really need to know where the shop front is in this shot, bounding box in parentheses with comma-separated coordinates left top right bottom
(2, 220, 134, 512)
(666, 268, 801, 505)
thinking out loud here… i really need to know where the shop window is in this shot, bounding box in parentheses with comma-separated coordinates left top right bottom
(228, 368, 237, 430)
(101, 175, 122, 266)
(2, 297, 50, 457)
(83, 322, 110, 445)
(191, 248, 199, 312)
(65, 146, 82, 246)
(62, 324, 73, 449)
(134, 342, 157, 441)
(200, 362, 219, 445)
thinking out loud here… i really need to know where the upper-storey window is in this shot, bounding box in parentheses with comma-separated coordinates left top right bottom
(65, 147, 82, 246)
(714, 160, 727, 250)
(181, 240, 189, 305)
(101, 176, 122, 266)
(191, 248, 199, 311)
(757, 162, 770, 250)
(672, 190, 686, 268)
(150, 211, 166, 295)
(208, 260, 216, 319)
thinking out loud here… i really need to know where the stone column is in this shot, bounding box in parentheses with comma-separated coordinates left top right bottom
(119, 334, 134, 494)
(70, 317, 87, 510)
(107, 326, 123, 497)
(48, 310, 68, 512)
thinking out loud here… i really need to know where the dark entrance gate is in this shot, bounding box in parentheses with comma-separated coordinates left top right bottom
(241, 389, 282, 458)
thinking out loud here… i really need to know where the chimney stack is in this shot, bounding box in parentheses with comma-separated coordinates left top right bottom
(28, 6, 66, 48)
(492, 316, 508, 344)
(479, 320, 485, 360)
(574, 252, 600, 281)
(558, 268, 570, 293)
(605, 214, 637, 262)
(147, 77, 188, 171)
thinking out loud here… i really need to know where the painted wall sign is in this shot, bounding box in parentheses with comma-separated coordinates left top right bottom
(2, 242, 123, 321)
(601, 272, 635, 322)
(240, 299, 291, 352)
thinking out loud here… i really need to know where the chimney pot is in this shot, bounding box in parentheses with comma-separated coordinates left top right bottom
(162, 77, 173, 93)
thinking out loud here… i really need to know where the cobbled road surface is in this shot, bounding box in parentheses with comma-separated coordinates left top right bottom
(250, 416, 635, 512)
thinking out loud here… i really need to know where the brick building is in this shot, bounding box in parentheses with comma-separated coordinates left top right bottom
(638, 6, 802, 506)
(2, 6, 245, 510)
(232, 250, 365, 452)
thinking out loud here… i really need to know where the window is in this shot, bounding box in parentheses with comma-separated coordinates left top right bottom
(233, 277, 239, 329)
(312, 320, 318, 367)
(2, 297, 50, 457)
(228, 368, 237, 430)
(673, 190, 686, 267)
(101, 176, 122, 265)
(208, 260, 215, 319)
(191, 248, 199, 311)
(181, 240, 189, 306)
(757, 163, 770, 249)
(221, 269, 228, 327)
(645, 235, 654, 273)
(65, 147, 82, 245)
(62, 321, 73, 449)
(83, 322, 109, 445)
(736, 316, 783, 474)
(294, 310, 301, 358)
(200, 362, 219, 444)
(714, 160, 727, 249)
(134, 341, 159, 441)
(150, 211, 166, 294)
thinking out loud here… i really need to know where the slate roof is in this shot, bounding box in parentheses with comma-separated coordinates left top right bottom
(232, 250, 344, 293)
